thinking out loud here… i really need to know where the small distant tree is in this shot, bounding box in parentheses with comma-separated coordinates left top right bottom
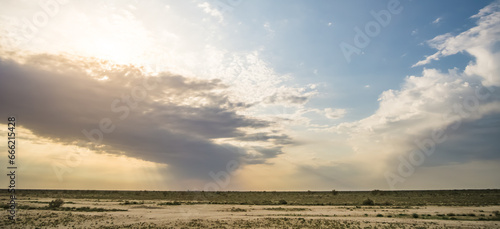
(362, 198, 374, 205)
(48, 198, 64, 208)
(331, 190, 338, 195)
(371, 189, 380, 195)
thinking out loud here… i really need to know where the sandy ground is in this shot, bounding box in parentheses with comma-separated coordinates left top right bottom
(1, 198, 499, 228)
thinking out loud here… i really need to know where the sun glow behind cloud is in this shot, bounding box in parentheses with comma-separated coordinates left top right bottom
(32, 2, 154, 66)
(0, 125, 166, 190)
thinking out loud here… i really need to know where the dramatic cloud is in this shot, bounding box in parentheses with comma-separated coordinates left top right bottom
(236, 132, 294, 145)
(413, 0, 500, 88)
(0, 53, 292, 182)
(330, 1, 500, 188)
(338, 68, 500, 164)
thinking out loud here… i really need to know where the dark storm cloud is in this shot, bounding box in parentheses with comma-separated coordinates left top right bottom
(423, 113, 500, 167)
(0, 54, 290, 181)
(245, 146, 284, 164)
(236, 132, 294, 145)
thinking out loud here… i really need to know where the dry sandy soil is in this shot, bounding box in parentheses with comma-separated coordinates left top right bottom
(1, 198, 499, 228)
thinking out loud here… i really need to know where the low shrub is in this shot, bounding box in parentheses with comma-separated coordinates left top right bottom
(278, 199, 288, 205)
(230, 207, 247, 212)
(121, 200, 144, 205)
(158, 201, 181, 205)
(48, 199, 64, 208)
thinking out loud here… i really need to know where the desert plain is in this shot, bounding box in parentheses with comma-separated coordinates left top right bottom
(0, 189, 499, 228)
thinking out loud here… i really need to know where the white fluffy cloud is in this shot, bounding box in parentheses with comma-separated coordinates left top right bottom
(413, 1, 500, 87)
(333, 1, 500, 187)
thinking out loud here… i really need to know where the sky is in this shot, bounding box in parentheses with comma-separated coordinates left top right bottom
(0, 0, 499, 191)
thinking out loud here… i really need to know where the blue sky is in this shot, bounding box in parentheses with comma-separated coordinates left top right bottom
(221, 0, 493, 120)
(0, 0, 499, 191)
(184, 0, 494, 123)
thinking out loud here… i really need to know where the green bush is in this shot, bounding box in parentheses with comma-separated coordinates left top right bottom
(48, 198, 64, 208)
(412, 213, 419, 218)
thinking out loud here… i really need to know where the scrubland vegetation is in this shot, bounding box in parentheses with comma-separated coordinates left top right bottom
(0, 189, 498, 228)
